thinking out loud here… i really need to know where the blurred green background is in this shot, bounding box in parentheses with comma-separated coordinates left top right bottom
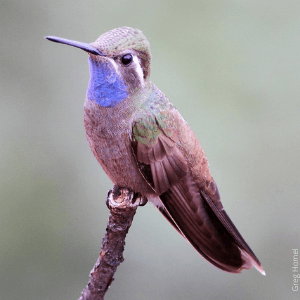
(1, 0, 299, 299)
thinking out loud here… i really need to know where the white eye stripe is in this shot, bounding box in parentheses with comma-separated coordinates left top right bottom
(132, 55, 145, 87)
(108, 54, 145, 88)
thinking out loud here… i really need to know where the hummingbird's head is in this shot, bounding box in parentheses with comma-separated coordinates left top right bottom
(92, 27, 151, 81)
(46, 27, 151, 108)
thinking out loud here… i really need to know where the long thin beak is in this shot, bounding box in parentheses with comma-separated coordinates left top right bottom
(45, 36, 104, 56)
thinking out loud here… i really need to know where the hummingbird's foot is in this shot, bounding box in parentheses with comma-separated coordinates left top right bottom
(106, 186, 123, 208)
(106, 186, 143, 208)
(131, 192, 147, 206)
(138, 196, 148, 206)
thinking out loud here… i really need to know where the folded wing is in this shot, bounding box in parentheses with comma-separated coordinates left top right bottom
(131, 115, 264, 274)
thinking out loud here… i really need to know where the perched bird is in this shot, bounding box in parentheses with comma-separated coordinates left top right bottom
(46, 27, 265, 275)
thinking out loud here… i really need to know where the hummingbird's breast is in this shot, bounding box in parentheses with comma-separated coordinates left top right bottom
(83, 95, 155, 196)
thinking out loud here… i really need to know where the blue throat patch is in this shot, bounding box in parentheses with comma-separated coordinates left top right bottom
(87, 57, 128, 107)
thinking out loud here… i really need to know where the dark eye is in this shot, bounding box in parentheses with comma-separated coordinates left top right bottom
(121, 54, 133, 65)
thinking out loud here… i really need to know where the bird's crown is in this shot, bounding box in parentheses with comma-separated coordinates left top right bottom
(92, 27, 151, 79)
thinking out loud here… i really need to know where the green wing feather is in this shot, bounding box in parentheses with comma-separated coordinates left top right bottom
(131, 109, 264, 274)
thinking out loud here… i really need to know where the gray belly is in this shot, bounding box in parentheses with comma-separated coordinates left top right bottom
(83, 100, 154, 197)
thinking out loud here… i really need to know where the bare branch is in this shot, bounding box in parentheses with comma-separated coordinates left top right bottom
(78, 186, 141, 300)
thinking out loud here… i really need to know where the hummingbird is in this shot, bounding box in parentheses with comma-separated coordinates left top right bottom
(46, 27, 265, 275)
